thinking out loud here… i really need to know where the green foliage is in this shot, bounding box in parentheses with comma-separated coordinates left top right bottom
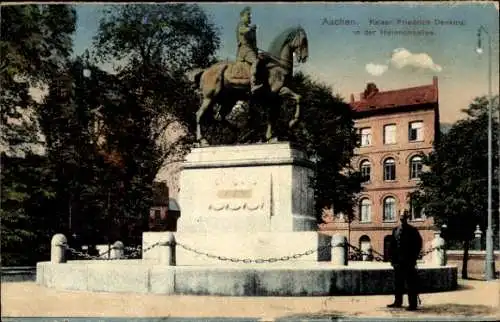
(93, 4, 220, 72)
(289, 73, 363, 220)
(1, 154, 57, 265)
(412, 96, 500, 243)
(0, 4, 76, 265)
(88, 4, 221, 243)
(37, 58, 117, 244)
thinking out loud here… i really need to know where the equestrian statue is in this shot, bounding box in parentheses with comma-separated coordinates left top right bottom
(187, 6, 309, 146)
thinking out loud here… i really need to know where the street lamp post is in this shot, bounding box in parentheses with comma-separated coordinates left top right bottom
(476, 25, 496, 280)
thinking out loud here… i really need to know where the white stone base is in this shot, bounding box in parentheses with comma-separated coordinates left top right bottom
(36, 260, 459, 296)
(143, 232, 332, 265)
(177, 143, 316, 233)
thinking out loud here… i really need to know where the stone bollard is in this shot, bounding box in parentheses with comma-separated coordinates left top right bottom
(51, 234, 68, 263)
(361, 242, 373, 261)
(110, 241, 124, 259)
(473, 225, 482, 250)
(432, 232, 447, 266)
(159, 232, 176, 266)
(331, 235, 347, 266)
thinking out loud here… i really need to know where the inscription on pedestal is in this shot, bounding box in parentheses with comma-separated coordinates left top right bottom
(208, 175, 268, 213)
(216, 189, 252, 199)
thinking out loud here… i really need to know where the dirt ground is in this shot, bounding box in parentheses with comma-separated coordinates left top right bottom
(1, 279, 499, 320)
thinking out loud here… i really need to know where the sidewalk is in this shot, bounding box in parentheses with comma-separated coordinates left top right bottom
(1, 279, 499, 320)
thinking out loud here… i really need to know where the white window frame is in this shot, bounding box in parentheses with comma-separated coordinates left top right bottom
(410, 156, 423, 179)
(383, 197, 396, 221)
(383, 158, 396, 181)
(360, 160, 371, 182)
(383, 124, 397, 145)
(360, 127, 372, 147)
(360, 198, 371, 222)
(410, 198, 424, 221)
(409, 121, 424, 142)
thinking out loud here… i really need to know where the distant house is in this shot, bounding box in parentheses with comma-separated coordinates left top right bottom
(321, 77, 440, 260)
(149, 182, 180, 231)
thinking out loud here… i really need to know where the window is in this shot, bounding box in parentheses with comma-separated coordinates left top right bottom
(410, 198, 424, 220)
(360, 160, 371, 182)
(410, 156, 423, 179)
(383, 197, 396, 221)
(383, 124, 397, 144)
(154, 209, 162, 225)
(360, 127, 372, 146)
(360, 198, 371, 222)
(409, 121, 424, 142)
(383, 158, 396, 181)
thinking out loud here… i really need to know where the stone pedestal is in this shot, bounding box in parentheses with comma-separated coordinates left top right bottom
(144, 143, 323, 265)
(178, 142, 316, 233)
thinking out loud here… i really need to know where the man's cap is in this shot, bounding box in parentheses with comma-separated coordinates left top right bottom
(240, 6, 252, 17)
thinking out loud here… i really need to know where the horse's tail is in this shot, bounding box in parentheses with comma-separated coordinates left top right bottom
(186, 68, 204, 88)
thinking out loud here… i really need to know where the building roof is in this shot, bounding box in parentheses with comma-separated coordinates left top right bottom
(152, 182, 169, 206)
(350, 76, 438, 113)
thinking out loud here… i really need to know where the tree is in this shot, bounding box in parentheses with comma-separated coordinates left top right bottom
(1, 4, 76, 265)
(412, 96, 499, 279)
(289, 73, 363, 220)
(92, 4, 221, 242)
(37, 57, 123, 246)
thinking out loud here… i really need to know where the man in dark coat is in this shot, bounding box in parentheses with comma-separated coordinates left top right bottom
(387, 210, 423, 311)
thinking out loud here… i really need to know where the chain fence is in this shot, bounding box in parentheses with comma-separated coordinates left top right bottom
(347, 243, 385, 262)
(66, 241, 162, 261)
(175, 241, 321, 264)
(64, 238, 438, 264)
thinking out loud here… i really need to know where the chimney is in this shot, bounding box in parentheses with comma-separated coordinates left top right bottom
(350, 94, 355, 103)
(363, 83, 379, 99)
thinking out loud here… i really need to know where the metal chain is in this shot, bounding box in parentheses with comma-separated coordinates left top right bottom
(347, 243, 385, 262)
(64, 240, 439, 263)
(176, 241, 320, 264)
(66, 247, 120, 261)
(64, 241, 163, 261)
(419, 247, 435, 258)
(124, 241, 162, 259)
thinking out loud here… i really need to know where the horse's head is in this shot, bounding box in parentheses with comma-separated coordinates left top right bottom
(267, 27, 309, 67)
(290, 26, 308, 64)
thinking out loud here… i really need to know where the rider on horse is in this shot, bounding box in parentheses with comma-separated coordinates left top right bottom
(236, 7, 263, 93)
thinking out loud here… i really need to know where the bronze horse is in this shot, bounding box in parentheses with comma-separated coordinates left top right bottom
(187, 26, 309, 145)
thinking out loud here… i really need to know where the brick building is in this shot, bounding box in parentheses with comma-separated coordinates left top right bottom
(149, 182, 181, 231)
(321, 77, 440, 260)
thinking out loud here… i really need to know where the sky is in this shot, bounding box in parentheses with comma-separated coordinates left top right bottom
(71, 2, 500, 124)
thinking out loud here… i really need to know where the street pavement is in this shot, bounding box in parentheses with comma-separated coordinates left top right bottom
(1, 279, 499, 321)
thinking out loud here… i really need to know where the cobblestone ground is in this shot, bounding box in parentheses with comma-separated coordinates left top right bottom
(1, 279, 499, 320)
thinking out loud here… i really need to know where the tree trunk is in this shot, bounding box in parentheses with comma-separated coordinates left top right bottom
(461, 240, 469, 279)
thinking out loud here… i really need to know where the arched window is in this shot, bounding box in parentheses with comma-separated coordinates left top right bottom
(410, 156, 423, 179)
(359, 198, 371, 222)
(359, 235, 371, 255)
(383, 196, 396, 221)
(383, 158, 396, 181)
(409, 197, 424, 220)
(360, 160, 371, 182)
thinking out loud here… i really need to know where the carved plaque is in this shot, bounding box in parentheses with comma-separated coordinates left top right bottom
(208, 173, 269, 212)
(216, 189, 253, 199)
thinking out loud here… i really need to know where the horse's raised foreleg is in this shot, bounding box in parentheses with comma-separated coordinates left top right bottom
(278, 86, 301, 128)
(196, 97, 214, 146)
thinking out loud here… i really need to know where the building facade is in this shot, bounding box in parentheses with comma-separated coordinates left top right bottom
(321, 77, 440, 260)
(149, 182, 180, 231)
